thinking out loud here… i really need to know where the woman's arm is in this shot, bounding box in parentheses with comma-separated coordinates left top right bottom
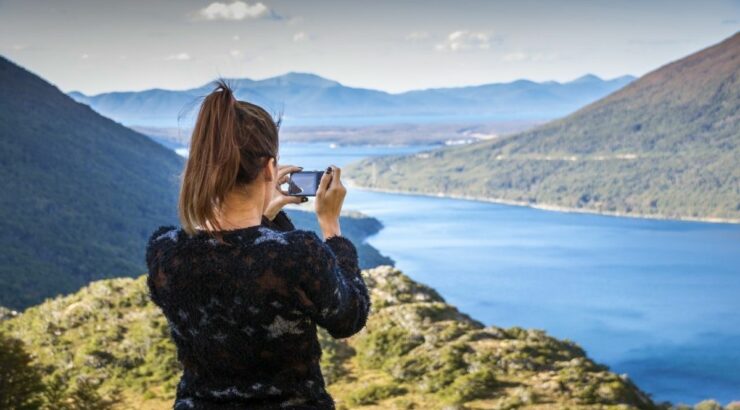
(294, 230, 371, 339)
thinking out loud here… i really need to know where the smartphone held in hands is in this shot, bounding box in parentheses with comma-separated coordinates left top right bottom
(287, 170, 325, 196)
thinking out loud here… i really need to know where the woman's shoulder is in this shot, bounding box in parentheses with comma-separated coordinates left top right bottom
(145, 225, 182, 273)
(244, 226, 318, 249)
(281, 227, 324, 244)
(146, 225, 181, 253)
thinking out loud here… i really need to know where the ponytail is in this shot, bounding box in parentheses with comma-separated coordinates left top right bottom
(178, 80, 280, 237)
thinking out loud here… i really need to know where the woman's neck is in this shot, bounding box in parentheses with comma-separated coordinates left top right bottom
(211, 187, 265, 230)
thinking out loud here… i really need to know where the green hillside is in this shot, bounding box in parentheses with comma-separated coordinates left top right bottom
(345, 32, 740, 222)
(0, 55, 185, 309)
(1, 265, 660, 409)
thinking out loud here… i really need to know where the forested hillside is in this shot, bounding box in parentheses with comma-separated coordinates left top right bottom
(346, 32, 740, 222)
(0, 56, 185, 309)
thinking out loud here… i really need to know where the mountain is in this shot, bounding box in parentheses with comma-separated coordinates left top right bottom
(0, 55, 185, 309)
(0, 265, 658, 409)
(68, 72, 635, 128)
(345, 32, 740, 222)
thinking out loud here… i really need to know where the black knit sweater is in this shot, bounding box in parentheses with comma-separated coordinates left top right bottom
(145, 210, 371, 409)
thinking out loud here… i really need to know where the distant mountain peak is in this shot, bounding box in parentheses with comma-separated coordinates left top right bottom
(571, 74, 603, 83)
(613, 74, 637, 82)
(259, 71, 341, 87)
(67, 90, 86, 98)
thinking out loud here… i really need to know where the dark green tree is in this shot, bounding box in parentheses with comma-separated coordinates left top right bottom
(0, 332, 45, 410)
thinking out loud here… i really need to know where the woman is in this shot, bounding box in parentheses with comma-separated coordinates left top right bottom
(145, 81, 370, 410)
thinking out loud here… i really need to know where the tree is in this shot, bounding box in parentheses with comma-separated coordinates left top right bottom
(0, 332, 45, 409)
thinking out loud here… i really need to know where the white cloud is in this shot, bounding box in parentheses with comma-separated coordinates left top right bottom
(502, 51, 558, 62)
(228, 49, 255, 61)
(166, 52, 191, 61)
(12, 44, 27, 51)
(435, 30, 492, 52)
(233, 35, 240, 41)
(502, 51, 527, 62)
(405, 31, 430, 41)
(197, 1, 275, 21)
(293, 32, 309, 42)
(81, 53, 89, 60)
(287, 16, 304, 25)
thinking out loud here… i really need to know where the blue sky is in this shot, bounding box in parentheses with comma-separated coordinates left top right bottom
(0, 0, 738, 94)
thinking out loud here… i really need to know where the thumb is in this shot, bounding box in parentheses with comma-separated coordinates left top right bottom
(281, 194, 303, 205)
(317, 167, 332, 195)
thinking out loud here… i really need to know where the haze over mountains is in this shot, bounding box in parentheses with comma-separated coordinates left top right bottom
(68, 72, 634, 128)
(347, 32, 740, 222)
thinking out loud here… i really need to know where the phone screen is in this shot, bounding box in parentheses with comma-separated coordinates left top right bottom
(287, 171, 323, 196)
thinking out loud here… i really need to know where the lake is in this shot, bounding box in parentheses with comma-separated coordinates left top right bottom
(183, 141, 740, 404)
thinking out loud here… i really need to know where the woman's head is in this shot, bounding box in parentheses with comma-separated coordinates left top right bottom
(178, 80, 280, 235)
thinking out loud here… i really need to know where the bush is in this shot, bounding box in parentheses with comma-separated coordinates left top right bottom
(347, 382, 407, 406)
(439, 369, 498, 404)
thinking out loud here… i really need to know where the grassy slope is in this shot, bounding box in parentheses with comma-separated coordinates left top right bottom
(345, 33, 740, 222)
(1, 265, 656, 409)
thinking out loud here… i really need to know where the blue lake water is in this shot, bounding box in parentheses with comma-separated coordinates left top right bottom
(185, 141, 740, 404)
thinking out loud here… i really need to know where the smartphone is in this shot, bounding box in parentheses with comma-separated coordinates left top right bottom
(287, 170, 325, 196)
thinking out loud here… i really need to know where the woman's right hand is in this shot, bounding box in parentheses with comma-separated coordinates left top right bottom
(315, 165, 346, 239)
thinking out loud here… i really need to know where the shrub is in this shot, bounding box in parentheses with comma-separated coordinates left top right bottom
(347, 383, 407, 406)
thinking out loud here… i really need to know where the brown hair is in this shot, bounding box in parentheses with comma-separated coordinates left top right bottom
(178, 80, 281, 236)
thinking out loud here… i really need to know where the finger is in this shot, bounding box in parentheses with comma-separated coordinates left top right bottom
(329, 165, 341, 188)
(282, 195, 303, 205)
(317, 167, 332, 195)
(278, 165, 303, 180)
(278, 174, 290, 185)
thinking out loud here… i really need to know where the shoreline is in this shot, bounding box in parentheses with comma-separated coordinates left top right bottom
(345, 179, 740, 225)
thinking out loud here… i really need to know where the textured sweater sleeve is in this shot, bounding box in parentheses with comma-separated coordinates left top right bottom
(261, 210, 295, 232)
(296, 231, 371, 339)
(145, 225, 178, 305)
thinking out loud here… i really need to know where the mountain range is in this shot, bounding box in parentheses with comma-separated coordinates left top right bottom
(68, 73, 634, 128)
(346, 32, 740, 222)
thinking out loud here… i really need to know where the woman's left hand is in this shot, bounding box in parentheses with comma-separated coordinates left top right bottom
(264, 164, 306, 220)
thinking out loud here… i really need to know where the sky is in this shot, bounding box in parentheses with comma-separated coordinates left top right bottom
(1, 0, 738, 95)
